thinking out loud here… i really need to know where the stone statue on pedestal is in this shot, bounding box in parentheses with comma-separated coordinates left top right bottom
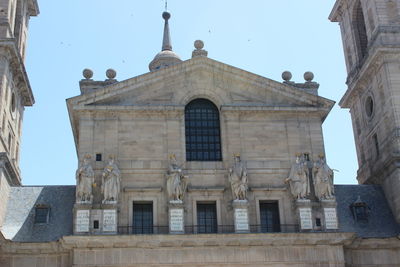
(285, 154, 310, 200)
(229, 154, 248, 201)
(76, 154, 94, 203)
(166, 154, 188, 202)
(102, 155, 121, 204)
(313, 154, 335, 200)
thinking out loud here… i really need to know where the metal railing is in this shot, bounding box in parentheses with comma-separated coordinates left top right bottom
(117, 224, 299, 235)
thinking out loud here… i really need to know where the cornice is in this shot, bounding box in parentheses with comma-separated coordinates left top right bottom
(61, 232, 356, 249)
(340, 48, 400, 108)
(0, 39, 34, 106)
(0, 152, 20, 186)
(329, 0, 346, 22)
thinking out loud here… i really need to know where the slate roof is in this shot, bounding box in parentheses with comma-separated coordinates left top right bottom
(335, 184, 400, 238)
(1, 186, 75, 242)
(0, 184, 398, 242)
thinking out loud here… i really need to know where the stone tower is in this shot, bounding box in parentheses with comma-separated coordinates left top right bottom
(330, 0, 400, 222)
(0, 0, 38, 227)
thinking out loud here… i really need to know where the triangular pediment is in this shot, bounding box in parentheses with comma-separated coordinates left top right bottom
(68, 57, 334, 111)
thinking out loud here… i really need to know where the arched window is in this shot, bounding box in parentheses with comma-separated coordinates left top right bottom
(185, 99, 222, 161)
(353, 1, 368, 61)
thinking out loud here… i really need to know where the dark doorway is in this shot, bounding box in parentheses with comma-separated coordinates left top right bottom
(260, 201, 281, 232)
(132, 202, 153, 234)
(197, 203, 217, 233)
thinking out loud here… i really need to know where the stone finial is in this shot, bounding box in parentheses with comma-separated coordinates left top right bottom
(304, 71, 314, 82)
(106, 69, 117, 80)
(282, 71, 292, 82)
(192, 40, 208, 58)
(194, 40, 204, 50)
(149, 11, 182, 72)
(82, 69, 93, 80)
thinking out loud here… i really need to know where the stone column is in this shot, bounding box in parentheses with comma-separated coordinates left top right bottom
(321, 199, 338, 230)
(169, 200, 185, 234)
(233, 200, 250, 233)
(295, 199, 313, 231)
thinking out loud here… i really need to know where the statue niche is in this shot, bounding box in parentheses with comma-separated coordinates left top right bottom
(102, 155, 121, 204)
(166, 154, 188, 202)
(76, 154, 94, 203)
(285, 154, 310, 200)
(313, 154, 335, 200)
(229, 154, 248, 201)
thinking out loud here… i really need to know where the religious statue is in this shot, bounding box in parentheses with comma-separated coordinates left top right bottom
(102, 155, 121, 204)
(313, 154, 335, 200)
(285, 154, 310, 200)
(166, 154, 188, 202)
(229, 154, 249, 201)
(76, 154, 94, 203)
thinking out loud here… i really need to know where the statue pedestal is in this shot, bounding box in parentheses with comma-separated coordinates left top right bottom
(74, 204, 91, 234)
(295, 199, 313, 231)
(233, 200, 250, 233)
(73, 203, 118, 235)
(101, 203, 118, 234)
(321, 199, 338, 230)
(169, 200, 185, 234)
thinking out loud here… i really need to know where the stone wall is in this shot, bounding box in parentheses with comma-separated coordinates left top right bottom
(344, 237, 400, 267)
(1, 233, 400, 267)
(71, 59, 330, 230)
(0, 171, 10, 227)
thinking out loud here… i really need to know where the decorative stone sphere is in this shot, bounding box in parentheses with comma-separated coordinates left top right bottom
(106, 69, 117, 79)
(162, 11, 171, 20)
(82, 68, 93, 79)
(304, 71, 314, 82)
(282, 71, 292, 81)
(194, 40, 204, 50)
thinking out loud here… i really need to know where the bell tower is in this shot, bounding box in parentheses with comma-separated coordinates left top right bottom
(0, 0, 39, 186)
(330, 0, 400, 222)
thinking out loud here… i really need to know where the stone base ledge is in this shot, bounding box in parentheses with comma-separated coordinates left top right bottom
(61, 232, 356, 249)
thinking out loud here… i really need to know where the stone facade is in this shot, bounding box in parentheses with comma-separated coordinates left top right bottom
(1, 1, 400, 267)
(0, 0, 38, 233)
(67, 54, 334, 232)
(330, 0, 400, 223)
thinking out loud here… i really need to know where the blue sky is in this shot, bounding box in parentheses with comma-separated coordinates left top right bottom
(21, 0, 357, 185)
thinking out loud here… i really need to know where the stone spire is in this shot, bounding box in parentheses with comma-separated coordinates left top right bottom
(149, 11, 182, 72)
(162, 11, 172, 51)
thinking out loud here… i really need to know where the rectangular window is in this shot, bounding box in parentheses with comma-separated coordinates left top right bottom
(259, 201, 281, 233)
(96, 153, 102, 161)
(35, 207, 49, 224)
(132, 202, 153, 234)
(197, 203, 217, 233)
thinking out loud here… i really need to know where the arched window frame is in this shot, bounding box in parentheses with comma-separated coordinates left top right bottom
(184, 98, 222, 161)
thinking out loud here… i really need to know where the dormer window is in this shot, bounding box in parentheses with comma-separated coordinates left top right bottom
(350, 196, 369, 222)
(35, 205, 50, 224)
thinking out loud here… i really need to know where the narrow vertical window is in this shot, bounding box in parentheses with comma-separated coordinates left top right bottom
(373, 134, 379, 157)
(353, 1, 368, 61)
(185, 99, 222, 161)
